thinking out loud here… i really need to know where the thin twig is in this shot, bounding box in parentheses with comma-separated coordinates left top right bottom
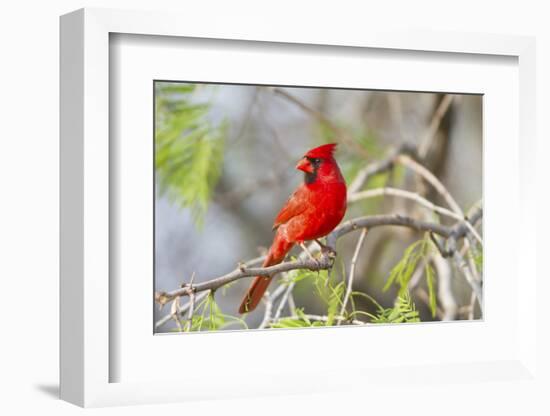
(327, 213, 452, 248)
(347, 143, 417, 195)
(432, 253, 457, 320)
(273, 282, 295, 322)
(462, 199, 483, 320)
(156, 291, 210, 329)
(231, 87, 259, 146)
(349, 187, 482, 245)
(460, 200, 484, 286)
(257, 92, 295, 162)
(452, 250, 483, 316)
(349, 187, 457, 220)
(170, 296, 183, 332)
(396, 154, 463, 216)
(184, 289, 196, 332)
(337, 228, 368, 325)
(182, 272, 197, 332)
(267, 283, 288, 303)
(418, 94, 455, 159)
(284, 314, 367, 326)
(429, 232, 450, 258)
(287, 293, 297, 316)
(258, 293, 273, 329)
(269, 87, 370, 159)
(442, 205, 483, 313)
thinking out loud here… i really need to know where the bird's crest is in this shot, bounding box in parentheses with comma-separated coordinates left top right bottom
(304, 143, 337, 159)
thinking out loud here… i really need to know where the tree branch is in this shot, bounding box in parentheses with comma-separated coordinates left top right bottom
(349, 186, 482, 245)
(155, 250, 333, 306)
(156, 213, 462, 306)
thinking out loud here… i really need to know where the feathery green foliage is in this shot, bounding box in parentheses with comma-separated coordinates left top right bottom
(383, 234, 438, 317)
(155, 83, 226, 227)
(425, 263, 437, 317)
(270, 308, 326, 328)
(275, 268, 345, 327)
(276, 255, 424, 326)
(183, 292, 247, 332)
(469, 243, 483, 274)
(473, 251, 483, 273)
(364, 291, 420, 324)
(311, 269, 345, 326)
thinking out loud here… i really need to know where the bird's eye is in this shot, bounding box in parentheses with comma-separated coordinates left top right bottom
(308, 157, 321, 165)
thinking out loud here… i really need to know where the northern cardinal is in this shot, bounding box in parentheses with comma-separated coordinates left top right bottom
(238, 143, 347, 313)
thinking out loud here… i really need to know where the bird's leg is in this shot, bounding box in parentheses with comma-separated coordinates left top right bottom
(315, 239, 337, 258)
(298, 242, 320, 267)
(314, 239, 327, 250)
(313, 240, 331, 288)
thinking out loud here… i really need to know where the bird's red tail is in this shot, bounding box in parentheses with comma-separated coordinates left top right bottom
(238, 232, 294, 314)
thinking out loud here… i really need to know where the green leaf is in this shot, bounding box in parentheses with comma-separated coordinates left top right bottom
(383, 234, 439, 319)
(281, 267, 346, 327)
(383, 239, 424, 292)
(155, 82, 227, 228)
(285, 269, 318, 285)
(472, 248, 483, 273)
(188, 292, 227, 332)
(270, 318, 311, 328)
(425, 264, 437, 317)
(295, 308, 312, 326)
(219, 314, 249, 330)
(351, 291, 383, 310)
(369, 291, 420, 324)
(326, 282, 344, 326)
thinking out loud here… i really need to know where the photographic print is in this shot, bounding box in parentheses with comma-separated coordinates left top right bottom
(154, 82, 483, 333)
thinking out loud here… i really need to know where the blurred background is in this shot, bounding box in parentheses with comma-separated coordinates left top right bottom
(154, 82, 482, 333)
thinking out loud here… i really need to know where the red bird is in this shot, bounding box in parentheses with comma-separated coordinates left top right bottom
(238, 143, 347, 314)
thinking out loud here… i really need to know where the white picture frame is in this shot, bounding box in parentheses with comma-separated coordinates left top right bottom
(60, 7, 538, 408)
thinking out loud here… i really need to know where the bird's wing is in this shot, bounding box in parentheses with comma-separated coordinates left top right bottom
(272, 185, 309, 230)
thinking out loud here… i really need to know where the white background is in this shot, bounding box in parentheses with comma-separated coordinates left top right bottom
(1, 0, 548, 415)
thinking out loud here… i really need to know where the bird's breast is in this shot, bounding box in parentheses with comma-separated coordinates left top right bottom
(290, 182, 347, 241)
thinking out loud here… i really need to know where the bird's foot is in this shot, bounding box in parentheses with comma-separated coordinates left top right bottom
(323, 246, 338, 259)
(316, 239, 337, 259)
(299, 242, 322, 268)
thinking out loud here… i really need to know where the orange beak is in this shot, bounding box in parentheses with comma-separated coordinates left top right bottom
(295, 157, 314, 173)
